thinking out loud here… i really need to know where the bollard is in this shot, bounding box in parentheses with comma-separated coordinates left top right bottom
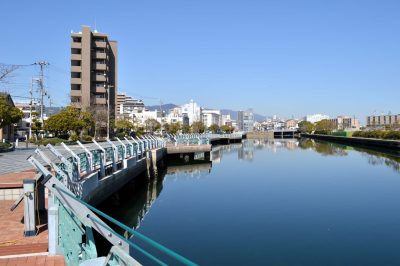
(15, 138, 19, 148)
(23, 179, 36, 237)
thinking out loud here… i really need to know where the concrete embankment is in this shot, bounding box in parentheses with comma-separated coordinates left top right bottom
(246, 131, 274, 139)
(302, 134, 400, 150)
(83, 148, 166, 206)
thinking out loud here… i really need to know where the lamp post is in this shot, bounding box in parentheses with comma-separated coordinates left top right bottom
(104, 83, 114, 139)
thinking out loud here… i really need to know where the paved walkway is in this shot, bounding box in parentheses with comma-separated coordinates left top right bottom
(0, 254, 65, 265)
(0, 149, 37, 176)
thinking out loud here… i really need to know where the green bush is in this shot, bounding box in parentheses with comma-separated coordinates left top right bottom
(115, 132, 126, 139)
(0, 142, 12, 150)
(82, 135, 93, 141)
(352, 130, 400, 140)
(382, 131, 400, 140)
(39, 138, 66, 146)
(69, 135, 80, 142)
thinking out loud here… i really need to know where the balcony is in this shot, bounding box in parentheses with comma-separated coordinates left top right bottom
(71, 66, 81, 72)
(93, 75, 106, 82)
(71, 78, 82, 84)
(71, 42, 82, 49)
(70, 90, 82, 97)
(95, 87, 106, 93)
(95, 41, 107, 48)
(71, 54, 81, 61)
(95, 98, 107, 105)
(94, 64, 107, 71)
(93, 52, 107, 59)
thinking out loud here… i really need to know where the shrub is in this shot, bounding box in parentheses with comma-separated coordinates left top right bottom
(69, 135, 80, 142)
(0, 142, 12, 150)
(40, 138, 66, 146)
(115, 132, 126, 139)
(382, 131, 400, 140)
(82, 135, 93, 141)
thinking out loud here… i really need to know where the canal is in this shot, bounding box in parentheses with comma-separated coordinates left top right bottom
(99, 139, 400, 265)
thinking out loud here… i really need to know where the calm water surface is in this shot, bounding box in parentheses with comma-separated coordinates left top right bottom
(100, 139, 400, 266)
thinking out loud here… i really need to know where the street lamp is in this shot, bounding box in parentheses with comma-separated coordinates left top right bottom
(103, 82, 114, 139)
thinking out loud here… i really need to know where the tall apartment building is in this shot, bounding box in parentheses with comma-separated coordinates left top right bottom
(238, 109, 254, 132)
(329, 116, 360, 131)
(367, 114, 400, 128)
(70, 26, 117, 122)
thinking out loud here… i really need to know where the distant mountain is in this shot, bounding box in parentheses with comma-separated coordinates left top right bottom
(146, 103, 178, 112)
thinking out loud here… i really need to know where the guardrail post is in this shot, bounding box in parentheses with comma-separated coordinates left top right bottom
(48, 204, 59, 255)
(106, 139, 118, 172)
(92, 140, 106, 178)
(23, 179, 36, 237)
(116, 137, 127, 169)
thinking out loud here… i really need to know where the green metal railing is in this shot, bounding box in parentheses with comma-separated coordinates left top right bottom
(54, 184, 198, 266)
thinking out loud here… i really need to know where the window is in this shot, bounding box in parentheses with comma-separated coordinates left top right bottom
(71, 72, 81, 78)
(72, 37, 81, 43)
(71, 84, 81, 90)
(71, 48, 81, 54)
(71, 60, 81, 66)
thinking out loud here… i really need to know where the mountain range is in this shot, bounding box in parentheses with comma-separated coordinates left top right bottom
(146, 104, 266, 122)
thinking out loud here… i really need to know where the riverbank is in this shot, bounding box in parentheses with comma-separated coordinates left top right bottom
(301, 133, 400, 150)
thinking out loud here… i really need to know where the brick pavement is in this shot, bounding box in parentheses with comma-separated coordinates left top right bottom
(0, 254, 65, 266)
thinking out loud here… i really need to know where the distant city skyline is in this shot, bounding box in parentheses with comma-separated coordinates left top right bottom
(1, 0, 399, 121)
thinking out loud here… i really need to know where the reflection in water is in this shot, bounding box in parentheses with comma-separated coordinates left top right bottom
(102, 138, 400, 234)
(298, 138, 348, 156)
(211, 139, 400, 173)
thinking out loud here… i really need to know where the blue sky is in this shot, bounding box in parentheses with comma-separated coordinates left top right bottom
(1, 0, 399, 122)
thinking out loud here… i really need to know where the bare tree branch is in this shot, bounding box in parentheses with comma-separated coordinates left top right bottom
(0, 64, 19, 83)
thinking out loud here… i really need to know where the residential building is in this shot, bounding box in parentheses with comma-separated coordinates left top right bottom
(238, 109, 254, 132)
(329, 116, 360, 131)
(367, 114, 400, 128)
(285, 119, 298, 130)
(202, 109, 221, 128)
(117, 93, 145, 118)
(306, 114, 329, 123)
(181, 100, 201, 125)
(15, 101, 41, 137)
(0, 93, 17, 141)
(70, 25, 118, 125)
(221, 114, 233, 126)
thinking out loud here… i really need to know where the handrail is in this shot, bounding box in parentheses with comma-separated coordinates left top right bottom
(54, 184, 198, 266)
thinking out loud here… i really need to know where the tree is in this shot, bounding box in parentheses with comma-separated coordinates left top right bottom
(0, 96, 23, 128)
(144, 119, 161, 133)
(208, 124, 220, 133)
(0, 64, 19, 83)
(163, 123, 170, 133)
(298, 121, 315, 133)
(115, 119, 134, 134)
(315, 119, 336, 133)
(169, 122, 181, 134)
(45, 106, 94, 137)
(181, 124, 190, 133)
(220, 125, 234, 133)
(191, 121, 205, 133)
(90, 107, 108, 138)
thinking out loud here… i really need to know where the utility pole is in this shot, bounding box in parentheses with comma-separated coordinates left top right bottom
(29, 78, 33, 139)
(34, 61, 49, 124)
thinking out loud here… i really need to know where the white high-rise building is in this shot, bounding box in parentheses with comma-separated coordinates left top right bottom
(181, 100, 201, 125)
(306, 114, 329, 123)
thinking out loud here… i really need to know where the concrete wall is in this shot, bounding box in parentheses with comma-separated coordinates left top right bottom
(83, 148, 166, 206)
(246, 131, 274, 139)
(302, 134, 400, 150)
